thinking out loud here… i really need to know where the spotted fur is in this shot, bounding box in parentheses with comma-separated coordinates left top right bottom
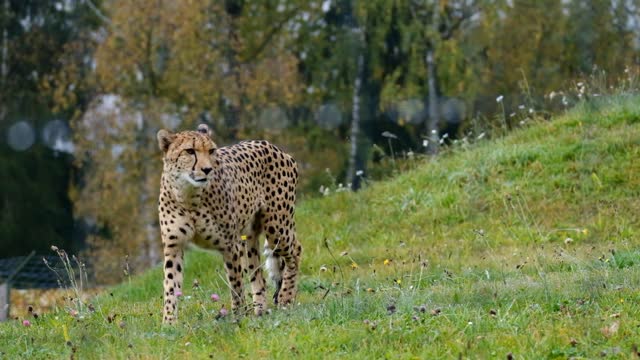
(157, 124, 301, 324)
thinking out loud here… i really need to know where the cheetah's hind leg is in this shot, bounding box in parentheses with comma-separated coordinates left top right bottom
(275, 231, 301, 306)
(244, 214, 267, 315)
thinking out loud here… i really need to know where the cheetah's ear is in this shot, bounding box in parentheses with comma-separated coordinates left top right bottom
(197, 123, 212, 138)
(157, 129, 176, 153)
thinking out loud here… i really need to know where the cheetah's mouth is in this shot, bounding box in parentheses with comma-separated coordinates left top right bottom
(190, 176, 209, 185)
(182, 173, 209, 187)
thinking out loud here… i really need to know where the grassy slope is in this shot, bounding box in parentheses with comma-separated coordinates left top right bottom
(2, 96, 640, 359)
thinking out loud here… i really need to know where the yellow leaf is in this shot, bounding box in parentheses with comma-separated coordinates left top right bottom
(63, 324, 70, 342)
(591, 173, 603, 189)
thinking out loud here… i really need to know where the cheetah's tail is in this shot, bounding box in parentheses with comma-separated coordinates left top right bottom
(263, 248, 283, 285)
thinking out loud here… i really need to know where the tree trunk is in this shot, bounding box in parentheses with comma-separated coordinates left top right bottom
(141, 168, 159, 268)
(223, 6, 243, 141)
(347, 52, 364, 190)
(0, 282, 8, 322)
(1, 0, 9, 85)
(425, 2, 440, 155)
(426, 48, 439, 155)
(138, 112, 159, 268)
(224, 38, 241, 141)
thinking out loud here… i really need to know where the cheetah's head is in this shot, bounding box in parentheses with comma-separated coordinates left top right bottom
(157, 124, 218, 189)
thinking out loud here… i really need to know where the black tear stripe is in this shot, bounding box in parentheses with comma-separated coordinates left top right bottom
(191, 139, 197, 171)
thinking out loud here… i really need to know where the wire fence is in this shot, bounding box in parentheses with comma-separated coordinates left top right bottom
(0, 253, 92, 321)
(0, 254, 83, 289)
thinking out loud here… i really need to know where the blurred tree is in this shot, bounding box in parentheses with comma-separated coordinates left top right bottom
(565, 0, 637, 79)
(483, 0, 567, 108)
(469, 0, 637, 118)
(68, 96, 172, 281)
(405, 0, 479, 154)
(302, 0, 479, 188)
(90, 0, 303, 137)
(0, 0, 102, 258)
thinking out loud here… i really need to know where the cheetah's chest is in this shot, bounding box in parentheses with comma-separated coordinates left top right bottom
(191, 210, 226, 249)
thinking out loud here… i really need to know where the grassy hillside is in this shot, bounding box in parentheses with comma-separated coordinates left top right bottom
(2, 96, 640, 359)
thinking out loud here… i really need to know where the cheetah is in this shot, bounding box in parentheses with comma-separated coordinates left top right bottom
(156, 124, 301, 324)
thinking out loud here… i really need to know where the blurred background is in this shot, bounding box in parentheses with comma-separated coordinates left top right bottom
(0, 0, 639, 286)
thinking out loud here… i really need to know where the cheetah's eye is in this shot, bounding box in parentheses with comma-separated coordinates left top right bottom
(208, 148, 215, 155)
(185, 149, 195, 155)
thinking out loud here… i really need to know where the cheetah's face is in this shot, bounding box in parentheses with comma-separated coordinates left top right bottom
(157, 125, 218, 189)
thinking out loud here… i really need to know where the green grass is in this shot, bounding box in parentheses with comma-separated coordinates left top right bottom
(2, 95, 640, 359)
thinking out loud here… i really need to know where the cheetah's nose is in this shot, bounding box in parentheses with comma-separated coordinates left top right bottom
(202, 167, 212, 175)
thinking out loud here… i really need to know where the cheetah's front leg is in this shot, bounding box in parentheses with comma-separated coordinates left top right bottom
(223, 241, 246, 314)
(162, 240, 185, 325)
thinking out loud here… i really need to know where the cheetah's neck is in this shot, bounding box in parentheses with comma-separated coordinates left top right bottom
(165, 174, 207, 210)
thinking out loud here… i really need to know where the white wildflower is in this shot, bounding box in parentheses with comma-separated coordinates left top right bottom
(321, 0, 331, 12)
(319, 185, 330, 196)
